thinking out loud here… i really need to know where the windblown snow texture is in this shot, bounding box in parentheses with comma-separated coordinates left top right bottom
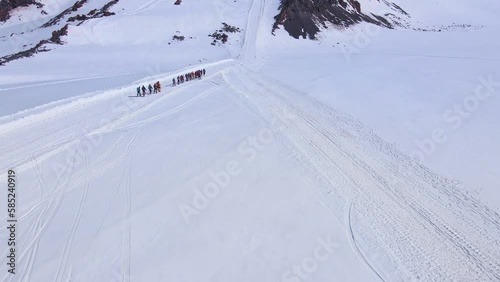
(273, 0, 406, 39)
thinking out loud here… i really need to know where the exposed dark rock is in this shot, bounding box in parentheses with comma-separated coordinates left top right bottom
(172, 35, 185, 41)
(0, 0, 121, 66)
(67, 13, 87, 22)
(0, 0, 42, 22)
(49, 23, 68, 44)
(101, 0, 118, 12)
(209, 32, 228, 44)
(67, 0, 118, 24)
(390, 2, 409, 16)
(350, 0, 361, 13)
(412, 23, 478, 32)
(209, 23, 241, 45)
(41, 0, 88, 27)
(222, 22, 241, 33)
(0, 24, 68, 65)
(272, 0, 408, 39)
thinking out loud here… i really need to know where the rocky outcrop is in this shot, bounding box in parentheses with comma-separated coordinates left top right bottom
(41, 0, 88, 27)
(209, 23, 241, 45)
(0, 0, 42, 21)
(0, 0, 121, 66)
(68, 0, 119, 24)
(0, 24, 68, 65)
(272, 0, 407, 39)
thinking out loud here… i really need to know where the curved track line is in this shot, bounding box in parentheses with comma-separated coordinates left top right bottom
(95, 80, 221, 135)
(122, 0, 163, 16)
(3, 128, 143, 282)
(122, 164, 133, 282)
(54, 142, 90, 282)
(224, 65, 500, 281)
(347, 202, 386, 282)
(14, 148, 77, 282)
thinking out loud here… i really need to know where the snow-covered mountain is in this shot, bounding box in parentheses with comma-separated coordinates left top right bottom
(0, 0, 41, 21)
(0, 0, 499, 281)
(272, 0, 409, 39)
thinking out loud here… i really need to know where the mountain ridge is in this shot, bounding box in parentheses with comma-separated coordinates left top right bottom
(272, 0, 409, 39)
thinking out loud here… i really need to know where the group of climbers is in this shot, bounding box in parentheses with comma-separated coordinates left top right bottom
(134, 68, 207, 96)
(136, 81, 162, 97)
(173, 69, 206, 86)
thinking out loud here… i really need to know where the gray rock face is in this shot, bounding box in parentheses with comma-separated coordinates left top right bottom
(272, 0, 408, 39)
(0, 0, 42, 21)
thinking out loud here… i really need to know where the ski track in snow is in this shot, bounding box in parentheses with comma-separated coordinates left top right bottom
(0, 72, 133, 92)
(29, 153, 47, 197)
(94, 78, 222, 135)
(13, 147, 78, 282)
(122, 0, 163, 16)
(3, 125, 145, 282)
(346, 202, 386, 282)
(1, 126, 144, 225)
(0, 69, 223, 179)
(1, 0, 499, 280)
(0, 67, 219, 280)
(0, 71, 224, 251)
(121, 164, 132, 282)
(54, 142, 90, 282)
(223, 64, 500, 281)
(240, 0, 265, 60)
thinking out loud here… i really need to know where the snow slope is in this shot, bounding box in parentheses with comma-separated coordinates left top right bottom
(259, 0, 500, 204)
(0, 0, 248, 116)
(0, 0, 499, 281)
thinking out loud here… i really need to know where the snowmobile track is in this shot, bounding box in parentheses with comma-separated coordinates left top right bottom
(225, 64, 500, 281)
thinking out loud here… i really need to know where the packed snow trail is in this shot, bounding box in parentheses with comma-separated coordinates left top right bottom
(0, 81, 223, 221)
(0, 0, 498, 280)
(1, 126, 144, 282)
(0, 75, 228, 281)
(0, 61, 230, 177)
(224, 64, 500, 281)
(239, 0, 265, 60)
(0, 68, 228, 280)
